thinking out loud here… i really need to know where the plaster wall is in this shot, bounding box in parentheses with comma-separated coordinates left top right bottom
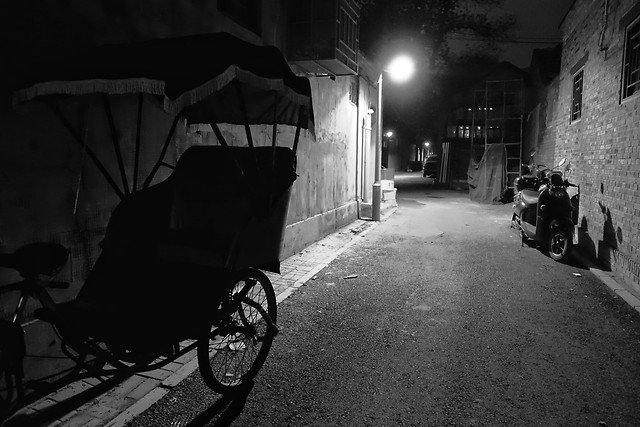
(554, 0, 640, 289)
(280, 75, 360, 257)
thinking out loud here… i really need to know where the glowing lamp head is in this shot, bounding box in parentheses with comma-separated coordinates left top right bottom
(387, 55, 415, 83)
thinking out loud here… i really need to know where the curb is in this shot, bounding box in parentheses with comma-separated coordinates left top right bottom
(277, 205, 396, 304)
(572, 250, 640, 314)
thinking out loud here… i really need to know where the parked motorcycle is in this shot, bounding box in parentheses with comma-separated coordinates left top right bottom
(511, 158, 578, 261)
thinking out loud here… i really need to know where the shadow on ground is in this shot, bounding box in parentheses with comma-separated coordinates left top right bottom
(178, 382, 253, 427)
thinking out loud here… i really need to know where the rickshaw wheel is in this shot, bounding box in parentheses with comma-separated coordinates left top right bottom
(197, 268, 277, 394)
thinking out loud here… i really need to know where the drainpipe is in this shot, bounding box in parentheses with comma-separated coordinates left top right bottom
(355, 76, 361, 219)
(372, 73, 383, 221)
(598, 0, 609, 51)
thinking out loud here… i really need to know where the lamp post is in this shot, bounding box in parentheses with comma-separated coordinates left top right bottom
(372, 55, 415, 221)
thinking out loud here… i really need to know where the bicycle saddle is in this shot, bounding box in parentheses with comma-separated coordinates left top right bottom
(0, 242, 68, 277)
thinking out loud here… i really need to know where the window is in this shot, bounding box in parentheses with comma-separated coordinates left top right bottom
(622, 16, 640, 99)
(338, 4, 358, 56)
(487, 126, 501, 139)
(349, 79, 358, 105)
(571, 69, 583, 122)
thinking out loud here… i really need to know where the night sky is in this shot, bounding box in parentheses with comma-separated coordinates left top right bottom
(495, 0, 574, 68)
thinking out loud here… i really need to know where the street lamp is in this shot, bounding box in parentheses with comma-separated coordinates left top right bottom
(372, 55, 415, 221)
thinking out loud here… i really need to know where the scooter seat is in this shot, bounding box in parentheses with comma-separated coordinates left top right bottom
(520, 189, 539, 206)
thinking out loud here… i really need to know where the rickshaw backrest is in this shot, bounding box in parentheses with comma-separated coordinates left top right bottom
(163, 145, 297, 271)
(171, 145, 296, 207)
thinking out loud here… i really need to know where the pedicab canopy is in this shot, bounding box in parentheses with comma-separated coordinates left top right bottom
(10, 33, 316, 273)
(12, 32, 314, 132)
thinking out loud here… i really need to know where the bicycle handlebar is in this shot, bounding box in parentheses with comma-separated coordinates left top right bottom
(0, 279, 70, 295)
(47, 281, 70, 289)
(0, 242, 68, 277)
(0, 280, 24, 295)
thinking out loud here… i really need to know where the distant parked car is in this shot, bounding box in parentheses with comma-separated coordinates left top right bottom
(423, 156, 439, 179)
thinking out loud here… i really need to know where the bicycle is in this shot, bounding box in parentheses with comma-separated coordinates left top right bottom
(0, 239, 278, 421)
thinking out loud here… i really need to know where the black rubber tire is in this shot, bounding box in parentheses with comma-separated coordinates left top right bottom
(197, 268, 277, 394)
(549, 228, 572, 261)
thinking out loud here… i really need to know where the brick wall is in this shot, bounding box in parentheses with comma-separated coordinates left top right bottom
(552, 0, 640, 289)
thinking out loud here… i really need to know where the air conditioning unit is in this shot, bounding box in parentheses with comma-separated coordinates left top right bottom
(288, 0, 359, 76)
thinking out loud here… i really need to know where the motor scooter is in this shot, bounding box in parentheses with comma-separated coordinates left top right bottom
(511, 158, 578, 261)
(513, 151, 546, 192)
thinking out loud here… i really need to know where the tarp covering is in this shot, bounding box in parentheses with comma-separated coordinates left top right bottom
(468, 143, 507, 204)
(12, 32, 314, 132)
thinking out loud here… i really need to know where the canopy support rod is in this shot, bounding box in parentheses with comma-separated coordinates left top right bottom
(210, 123, 229, 147)
(268, 92, 279, 210)
(234, 81, 254, 148)
(271, 92, 278, 171)
(292, 106, 304, 172)
(234, 80, 263, 181)
(44, 100, 125, 200)
(133, 93, 144, 192)
(102, 94, 130, 196)
(271, 92, 278, 149)
(143, 114, 180, 189)
(211, 122, 253, 192)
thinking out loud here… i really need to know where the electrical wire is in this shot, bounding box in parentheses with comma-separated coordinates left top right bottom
(449, 34, 561, 44)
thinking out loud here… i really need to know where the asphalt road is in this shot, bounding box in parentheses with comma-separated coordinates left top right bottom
(128, 172, 640, 427)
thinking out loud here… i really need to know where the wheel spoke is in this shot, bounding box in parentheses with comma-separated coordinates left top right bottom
(197, 269, 276, 394)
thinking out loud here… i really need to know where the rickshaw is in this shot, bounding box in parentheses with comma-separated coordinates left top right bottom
(0, 32, 314, 422)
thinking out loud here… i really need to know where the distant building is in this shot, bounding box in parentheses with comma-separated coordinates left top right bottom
(439, 62, 529, 190)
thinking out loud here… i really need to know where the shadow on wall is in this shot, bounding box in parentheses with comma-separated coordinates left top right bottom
(597, 201, 623, 271)
(576, 195, 623, 272)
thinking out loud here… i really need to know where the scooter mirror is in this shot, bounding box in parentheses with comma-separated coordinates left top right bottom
(558, 158, 566, 167)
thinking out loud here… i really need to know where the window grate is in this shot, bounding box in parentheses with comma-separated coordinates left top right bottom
(571, 69, 583, 122)
(622, 17, 640, 99)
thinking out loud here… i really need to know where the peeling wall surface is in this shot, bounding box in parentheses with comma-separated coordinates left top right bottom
(0, 1, 362, 319)
(524, 78, 560, 168)
(273, 74, 360, 258)
(549, 0, 640, 289)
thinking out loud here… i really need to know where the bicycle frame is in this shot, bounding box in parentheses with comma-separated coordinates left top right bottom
(0, 265, 270, 419)
(1, 251, 282, 422)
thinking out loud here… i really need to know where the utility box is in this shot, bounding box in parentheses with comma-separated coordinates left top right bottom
(288, 0, 359, 76)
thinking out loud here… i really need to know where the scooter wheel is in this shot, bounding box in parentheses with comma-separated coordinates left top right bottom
(549, 229, 572, 261)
